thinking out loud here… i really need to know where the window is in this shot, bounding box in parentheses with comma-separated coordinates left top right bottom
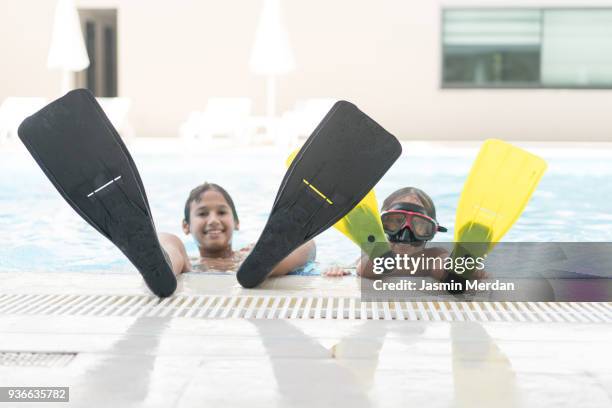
(76, 9, 118, 97)
(442, 9, 612, 88)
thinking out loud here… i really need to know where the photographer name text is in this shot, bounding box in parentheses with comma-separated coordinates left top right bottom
(372, 279, 515, 292)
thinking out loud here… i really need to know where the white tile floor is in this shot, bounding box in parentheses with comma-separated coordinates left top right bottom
(0, 272, 610, 408)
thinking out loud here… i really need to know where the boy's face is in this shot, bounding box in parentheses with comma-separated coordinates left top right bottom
(388, 193, 423, 209)
(183, 190, 238, 254)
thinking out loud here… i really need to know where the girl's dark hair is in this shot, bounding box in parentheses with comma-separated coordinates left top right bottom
(184, 182, 239, 224)
(381, 187, 436, 219)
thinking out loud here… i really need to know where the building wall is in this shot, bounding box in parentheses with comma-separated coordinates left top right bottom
(1, 0, 611, 140)
(0, 1, 60, 97)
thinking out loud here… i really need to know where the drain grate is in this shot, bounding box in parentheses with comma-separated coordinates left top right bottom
(0, 352, 76, 367)
(0, 294, 610, 323)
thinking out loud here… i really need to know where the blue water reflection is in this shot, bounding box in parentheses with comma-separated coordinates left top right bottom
(1, 146, 611, 273)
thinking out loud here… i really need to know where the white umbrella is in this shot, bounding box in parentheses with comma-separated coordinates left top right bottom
(47, 0, 90, 94)
(249, 0, 295, 119)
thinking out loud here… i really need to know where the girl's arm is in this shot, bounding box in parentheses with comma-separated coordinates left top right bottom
(269, 241, 316, 276)
(158, 232, 192, 275)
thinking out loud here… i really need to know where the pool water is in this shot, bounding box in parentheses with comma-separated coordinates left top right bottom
(1, 142, 611, 274)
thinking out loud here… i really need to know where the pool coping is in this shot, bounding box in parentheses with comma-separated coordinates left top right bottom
(0, 271, 361, 297)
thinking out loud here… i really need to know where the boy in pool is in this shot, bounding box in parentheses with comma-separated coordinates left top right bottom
(325, 187, 487, 281)
(158, 182, 315, 275)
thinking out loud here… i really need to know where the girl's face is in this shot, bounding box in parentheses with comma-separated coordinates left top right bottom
(183, 189, 238, 256)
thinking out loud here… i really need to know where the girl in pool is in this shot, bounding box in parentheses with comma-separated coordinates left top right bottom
(158, 182, 315, 275)
(325, 187, 487, 280)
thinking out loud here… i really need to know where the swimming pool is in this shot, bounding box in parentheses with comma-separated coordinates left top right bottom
(1, 140, 611, 274)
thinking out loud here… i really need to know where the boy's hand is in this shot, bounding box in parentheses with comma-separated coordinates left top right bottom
(323, 266, 350, 277)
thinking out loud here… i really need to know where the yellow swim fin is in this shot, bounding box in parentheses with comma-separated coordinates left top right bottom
(454, 139, 547, 257)
(286, 149, 390, 258)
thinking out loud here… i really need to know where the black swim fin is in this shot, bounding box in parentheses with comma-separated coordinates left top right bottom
(237, 101, 401, 288)
(18, 89, 177, 297)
